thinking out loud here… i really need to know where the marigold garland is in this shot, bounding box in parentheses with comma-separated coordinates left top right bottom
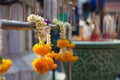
(28, 14, 78, 74)
(57, 39, 70, 48)
(62, 50, 78, 62)
(46, 57, 57, 70)
(0, 58, 12, 74)
(32, 57, 57, 74)
(46, 51, 64, 62)
(46, 51, 78, 62)
(67, 44, 75, 48)
(32, 58, 50, 74)
(56, 39, 76, 48)
(32, 43, 52, 56)
(52, 19, 78, 62)
(27, 14, 57, 74)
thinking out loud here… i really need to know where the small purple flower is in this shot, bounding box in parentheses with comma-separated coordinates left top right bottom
(45, 19, 50, 25)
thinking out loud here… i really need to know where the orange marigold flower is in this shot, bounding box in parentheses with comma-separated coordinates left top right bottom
(46, 51, 78, 62)
(72, 56, 79, 62)
(67, 44, 75, 48)
(46, 57, 57, 70)
(32, 57, 57, 74)
(32, 58, 49, 74)
(32, 43, 51, 56)
(55, 54, 64, 62)
(46, 51, 56, 58)
(57, 39, 70, 48)
(0, 59, 12, 74)
(46, 51, 60, 59)
(46, 52, 64, 62)
(62, 51, 78, 62)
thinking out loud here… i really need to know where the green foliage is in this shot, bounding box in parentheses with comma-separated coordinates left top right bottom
(0, 55, 3, 64)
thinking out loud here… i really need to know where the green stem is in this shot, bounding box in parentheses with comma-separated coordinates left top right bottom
(0, 56, 3, 64)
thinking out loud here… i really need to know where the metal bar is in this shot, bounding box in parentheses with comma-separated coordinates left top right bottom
(67, 2, 72, 80)
(0, 20, 35, 30)
(0, 20, 59, 30)
(67, 63, 72, 80)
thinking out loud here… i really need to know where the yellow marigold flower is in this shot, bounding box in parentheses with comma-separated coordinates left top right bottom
(67, 44, 75, 48)
(46, 57, 57, 70)
(57, 39, 70, 48)
(32, 58, 49, 74)
(0, 59, 12, 74)
(32, 43, 52, 56)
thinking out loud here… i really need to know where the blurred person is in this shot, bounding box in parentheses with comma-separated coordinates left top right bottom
(82, 1, 91, 20)
(72, 6, 80, 35)
(81, 0, 105, 20)
(90, 0, 105, 12)
(90, 26, 101, 41)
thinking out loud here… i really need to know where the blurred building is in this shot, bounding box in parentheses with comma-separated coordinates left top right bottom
(0, 0, 39, 80)
(0, 0, 66, 80)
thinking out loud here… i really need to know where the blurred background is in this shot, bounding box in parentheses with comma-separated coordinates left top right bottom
(0, 0, 120, 80)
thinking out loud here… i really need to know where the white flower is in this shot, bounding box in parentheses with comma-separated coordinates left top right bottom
(64, 22, 70, 27)
(58, 21, 64, 27)
(27, 14, 38, 22)
(37, 16, 44, 22)
(53, 19, 58, 24)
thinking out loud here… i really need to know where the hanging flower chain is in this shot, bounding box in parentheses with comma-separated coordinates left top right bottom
(53, 19, 66, 39)
(64, 22, 72, 40)
(27, 14, 49, 42)
(27, 14, 57, 74)
(47, 19, 78, 62)
(0, 56, 12, 80)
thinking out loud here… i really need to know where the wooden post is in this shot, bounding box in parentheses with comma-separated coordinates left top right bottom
(98, 0, 104, 33)
(62, 0, 64, 21)
(51, 0, 53, 21)
(72, 6, 76, 31)
(23, 0, 26, 21)
(44, 0, 46, 18)
(33, 0, 37, 14)
(9, 5, 12, 20)
(69, 1, 72, 25)
(57, 0, 60, 19)
(67, 0, 69, 22)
